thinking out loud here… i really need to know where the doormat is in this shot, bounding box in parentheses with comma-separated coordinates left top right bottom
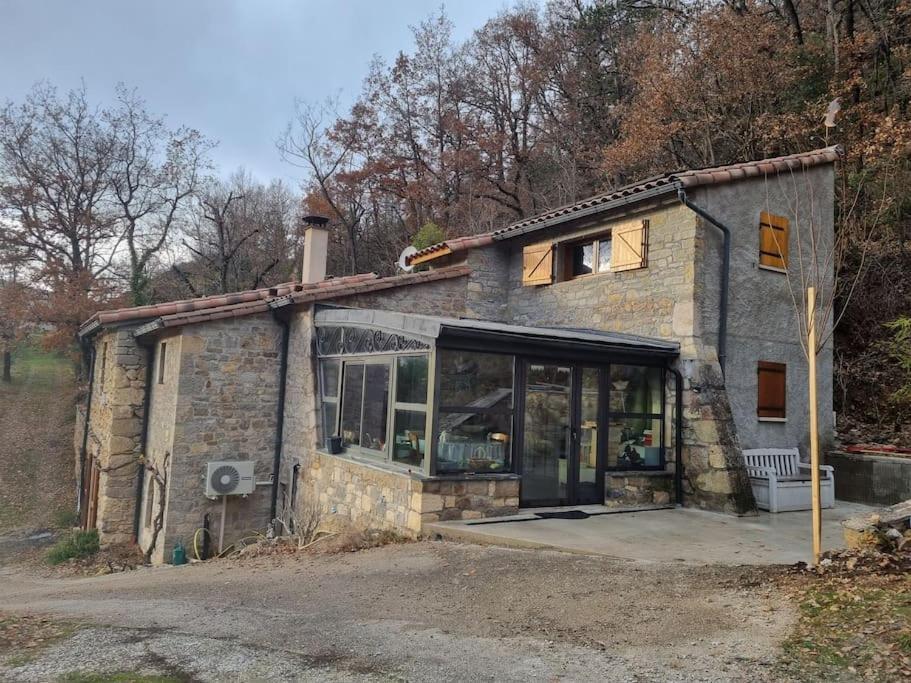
(534, 509, 596, 520)
(462, 505, 673, 526)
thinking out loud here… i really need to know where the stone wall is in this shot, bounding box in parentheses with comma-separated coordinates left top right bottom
(137, 333, 180, 562)
(81, 327, 149, 544)
(333, 273, 470, 319)
(299, 450, 520, 535)
(145, 315, 284, 562)
(605, 472, 674, 508)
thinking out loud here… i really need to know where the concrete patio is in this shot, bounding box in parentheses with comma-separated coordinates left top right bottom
(425, 501, 874, 565)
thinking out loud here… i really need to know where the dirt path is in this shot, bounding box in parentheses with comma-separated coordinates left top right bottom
(0, 349, 75, 551)
(0, 541, 796, 682)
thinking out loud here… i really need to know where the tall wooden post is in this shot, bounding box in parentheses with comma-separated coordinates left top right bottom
(808, 287, 822, 564)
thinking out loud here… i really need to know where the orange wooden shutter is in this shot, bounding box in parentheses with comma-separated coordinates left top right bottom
(757, 361, 787, 418)
(522, 242, 554, 285)
(611, 220, 649, 272)
(759, 212, 789, 269)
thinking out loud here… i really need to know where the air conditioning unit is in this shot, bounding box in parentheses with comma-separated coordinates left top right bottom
(205, 461, 255, 498)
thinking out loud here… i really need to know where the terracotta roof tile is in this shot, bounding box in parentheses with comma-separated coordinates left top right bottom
(79, 272, 381, 335)
(126, 265, 472, 336)
(407, 146, 842, 264)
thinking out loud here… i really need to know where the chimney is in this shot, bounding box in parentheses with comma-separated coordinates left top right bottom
(300, 215, 330, 283)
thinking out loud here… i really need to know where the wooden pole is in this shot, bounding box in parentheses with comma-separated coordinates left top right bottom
(808, 287, 822, 564)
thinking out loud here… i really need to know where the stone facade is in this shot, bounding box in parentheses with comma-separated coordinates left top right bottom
(77, 161, 836, 556)
(299, 450, 520, 535)
(482, 201, 757, 513)
(79, 327, 149, 544)
(138, 315, 283, 563)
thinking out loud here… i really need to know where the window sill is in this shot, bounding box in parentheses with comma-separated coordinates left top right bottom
(315, 447, 427, 479)
(758, 264, 787, 274)
(758, 416, 788, 423)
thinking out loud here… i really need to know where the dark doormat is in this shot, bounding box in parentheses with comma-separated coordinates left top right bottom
(534, 510, 594, 520)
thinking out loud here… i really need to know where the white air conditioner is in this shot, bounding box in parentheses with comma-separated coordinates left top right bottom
(205, 461, 255, 498)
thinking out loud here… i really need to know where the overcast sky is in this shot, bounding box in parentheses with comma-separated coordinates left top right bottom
(0, 1, 506, 185)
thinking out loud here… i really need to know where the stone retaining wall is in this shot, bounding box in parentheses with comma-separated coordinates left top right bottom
(298, 450, 520, 535)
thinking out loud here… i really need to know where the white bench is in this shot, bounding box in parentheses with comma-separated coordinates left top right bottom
(743, 447, 835, 513)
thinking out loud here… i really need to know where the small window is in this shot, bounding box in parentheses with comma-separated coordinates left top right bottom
(157, 342, 167, 384)
(759, 211, 789, 270)
(757, 361, 786, 419)
(563, 236, 612, 280)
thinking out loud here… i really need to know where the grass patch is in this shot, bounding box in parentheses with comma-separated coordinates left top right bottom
(52, 509, 79, 529)
(780, 574, 911, 681)
(46, 530, 99, 565)
(60, 673, 185, 683)
(1, 346, 72, 391)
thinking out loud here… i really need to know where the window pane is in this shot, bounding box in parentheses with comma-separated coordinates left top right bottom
(340, 365, 365, 447)
(320, 359, 340, 399)
(439, 350, 513, 410)
(396, 355, 428, 404)
(437, 412, 511, 473)
(598, 239, 612, 272)
(610, 365, 662, 414)
(571, 242, 594, 276)
(607, 417, 663, 469)
(322, 402, 337, 438)
(360, 364, 390, 451)
(392, 409, 426, 467)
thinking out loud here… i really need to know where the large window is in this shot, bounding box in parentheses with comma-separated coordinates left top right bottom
(437, 350, 514, 473)
(321, 353, 429, 469)
(607, 364, 664, 470)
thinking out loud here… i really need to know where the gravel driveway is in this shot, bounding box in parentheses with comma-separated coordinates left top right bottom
(0, 540, 795, 682)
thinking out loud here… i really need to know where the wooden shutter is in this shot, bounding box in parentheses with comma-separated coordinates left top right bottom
(757, 361, 786, 418)
(611, 220, 649, 272)
(759, 211, 789, 269)
(522, 242, 554, 285)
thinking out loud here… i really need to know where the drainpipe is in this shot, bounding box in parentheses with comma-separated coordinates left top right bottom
(77, 341, 97, 519)
(671, 367, 685, 507)
(269, 311, 291, 523)
(677, 187, 731, 376)
(132, 341, 156, 541)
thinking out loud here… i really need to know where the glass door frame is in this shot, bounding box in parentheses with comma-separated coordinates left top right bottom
(515, 359, 608, 507)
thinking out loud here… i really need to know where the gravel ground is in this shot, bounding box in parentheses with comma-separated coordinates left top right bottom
(0, 540, 796, 682)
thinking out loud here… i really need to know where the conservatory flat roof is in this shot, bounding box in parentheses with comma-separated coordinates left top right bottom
(314, 307, 679, 358)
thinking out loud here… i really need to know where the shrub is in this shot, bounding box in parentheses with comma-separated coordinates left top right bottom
(46, 529, 99, 565)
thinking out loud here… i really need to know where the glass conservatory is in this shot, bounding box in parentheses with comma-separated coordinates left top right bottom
(314, 307, 681, 508)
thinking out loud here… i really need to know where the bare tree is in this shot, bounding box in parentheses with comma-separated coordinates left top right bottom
(177, 171, 300, 295)
(108, 86, 212, 305)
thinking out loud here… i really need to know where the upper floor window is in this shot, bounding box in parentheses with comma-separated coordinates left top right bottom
(759, 211, 789, 271)
(564, 236, 612, 279)
(521, 218, 649, 287)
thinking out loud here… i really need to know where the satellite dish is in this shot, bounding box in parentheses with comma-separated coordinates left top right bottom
(397, 245, 418, 272)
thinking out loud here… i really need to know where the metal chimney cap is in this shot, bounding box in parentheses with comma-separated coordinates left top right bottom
(302, 214, 330, 228)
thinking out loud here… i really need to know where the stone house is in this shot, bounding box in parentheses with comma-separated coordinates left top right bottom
(75, 147, 839, 563)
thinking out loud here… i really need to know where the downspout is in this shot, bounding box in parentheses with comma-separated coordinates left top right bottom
(671, 367, 685, 507)
(677, 187, 731, 376)
(77, 341, 97, 518)
(132, 341, 156, 541)
(269, 310, 291, 523)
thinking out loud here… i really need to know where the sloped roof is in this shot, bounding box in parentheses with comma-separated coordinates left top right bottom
(406, 146, 842, 265)
(78, 273, 378, 337)
(120, 265, 472, 338)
